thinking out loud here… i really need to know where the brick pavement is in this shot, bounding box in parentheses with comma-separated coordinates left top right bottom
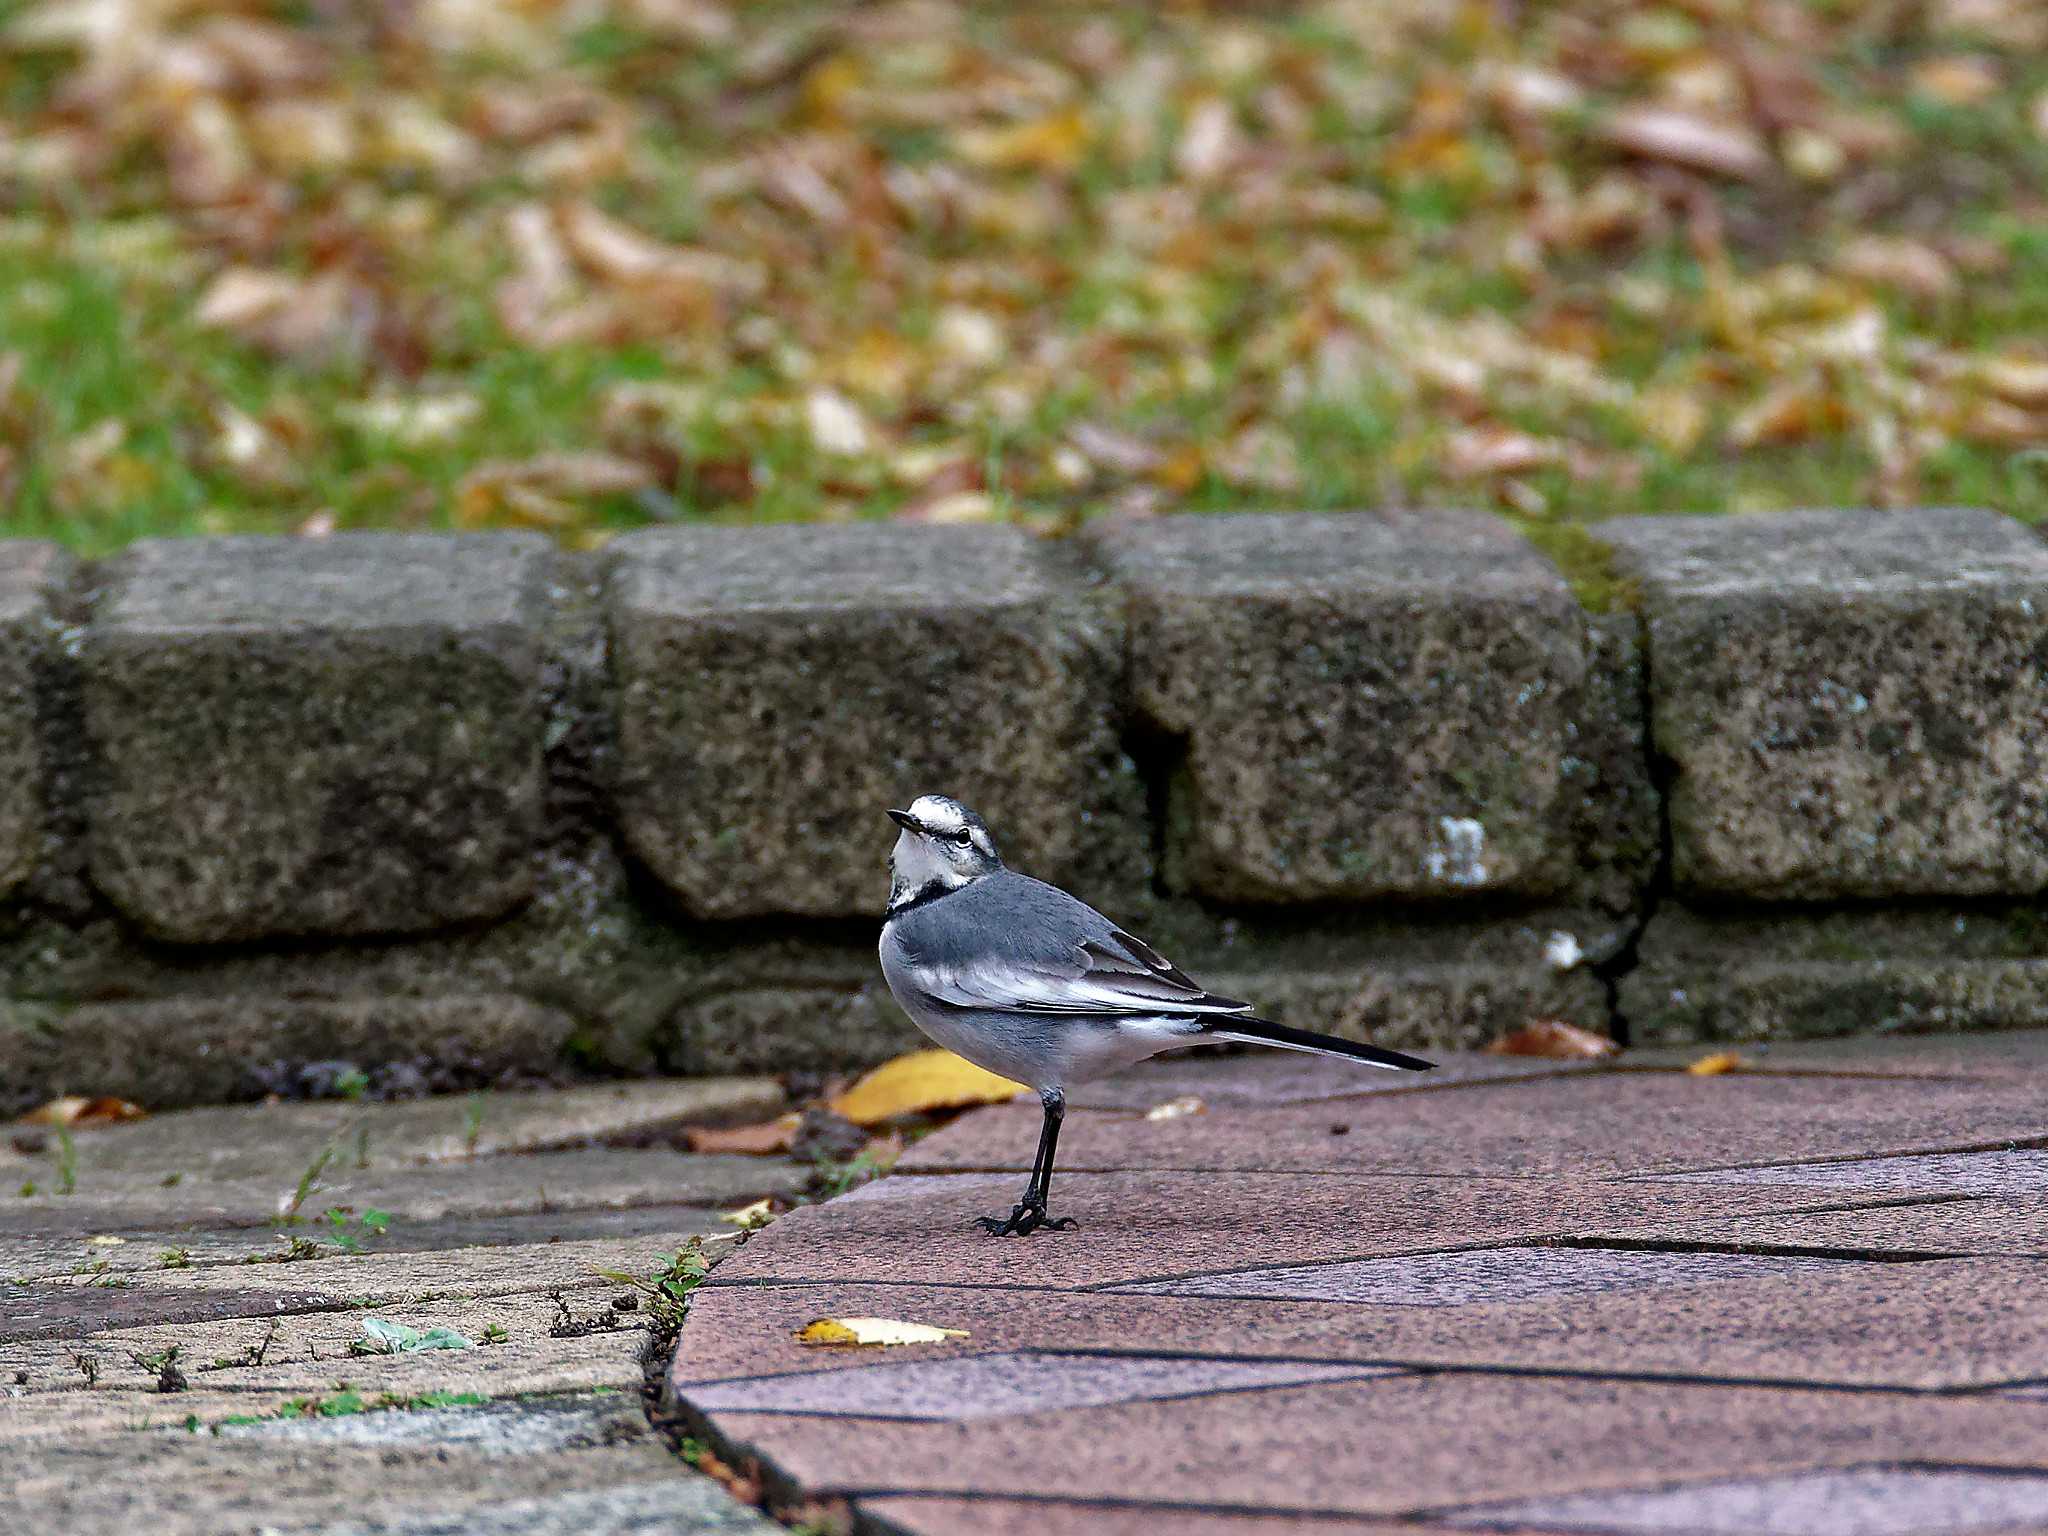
(666, 1034, 2048, 1536)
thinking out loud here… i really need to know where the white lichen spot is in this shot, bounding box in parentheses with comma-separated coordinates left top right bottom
(1424, 816, 1489, 887)
(1544, 931, 1584, 971)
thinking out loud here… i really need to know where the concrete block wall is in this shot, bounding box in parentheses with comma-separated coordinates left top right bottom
(0, 506, 2040, 1110)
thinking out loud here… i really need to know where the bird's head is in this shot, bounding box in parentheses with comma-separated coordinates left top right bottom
(885, 794, 1002, 912)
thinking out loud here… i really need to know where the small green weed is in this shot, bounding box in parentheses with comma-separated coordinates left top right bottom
(322, 1206, 390, 1254)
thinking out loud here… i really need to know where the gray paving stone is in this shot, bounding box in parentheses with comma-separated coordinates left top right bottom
(1107, 1247, 1860, 1306)
(1603, 506, 2048, 901)
(1, 1145, 803, 1231)
(0, 541, 70, 901)
(607, 524, 1142, 919)
(1444, 1465, 2048, 1535)
(286, 1480, 780, 1536)
(217, 1394, 633, 1453)
(1091, 510, 1614, 905)
(81, 534, 551, 942)
(689, 1350, 1394, 1421)
(1643, 1149, 2048, 1197)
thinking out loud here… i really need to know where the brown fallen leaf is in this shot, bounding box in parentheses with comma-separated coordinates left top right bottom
(1485, 1020, 1618, 1060)
(1687, 1051, 1745, 1076)
(22, 1095, 146, 1127)
(795, 1317, 969, 1347)
(828, 1049, 1024, 1127)
(682, 1114, 802, 1156)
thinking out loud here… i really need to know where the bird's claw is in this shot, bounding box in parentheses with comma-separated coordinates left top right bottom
(974, 1203, 1079, 1237)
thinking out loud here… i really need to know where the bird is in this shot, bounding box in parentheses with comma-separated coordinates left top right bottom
(877, 794, 1435, 1236)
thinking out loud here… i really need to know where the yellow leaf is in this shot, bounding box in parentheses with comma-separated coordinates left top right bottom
(1144, 1095, 1205, 1122)
(719, 1198, 776, 1232)
(954, 108, 1090, 173)
(1687, 1051, 1744, 1076)
(829, 1050, 1025, 1127)
(795, 1317, 970, 1348)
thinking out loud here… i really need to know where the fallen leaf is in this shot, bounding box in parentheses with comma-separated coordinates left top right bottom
(1977, 356, 2048, 408)
(795, 1317, 970, 1347)
(85, 1234, 126, 1246)
(719, 1198, 777, 1231)
(1144, 1095, 1205, 1121)
(1727, 383, 1844, 448)
(1600, 106, 1770, 179)
(1687, 1051, 1745, 1076)
(1485, 1020, 1618, 1060)
(683, 1115, 801, 1156)
(456, 453, 655, 528)
(1443, 427, 1567, 479)
(954, 107, 1089, 173)
(23, 1096, 146, 1127)
(828, 1049, 1024, 1127)
(1911, 55, 2001, 108)
(339, 392, 481, 448)
(1835, 237, 1957, 302)
(805, 388, 871, 456)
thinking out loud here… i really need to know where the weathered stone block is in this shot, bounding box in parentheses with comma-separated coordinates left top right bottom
(1604, 506, 2048, 901)
(608, 525, 1143, 920)
(1620, 903, 2048, 1045)
(1092, 510, 1593, 905)
(81, 535, 551, 943)
(0, 994, 574, 1115)
(0, 543, 71, 901)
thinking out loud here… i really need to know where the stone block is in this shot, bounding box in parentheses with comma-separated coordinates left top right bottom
(1091, 510, 1607, 906)
(1619, 903, 2048, 1045)
(607, 525, 1142, 920)
(0, 543, 71, 901)
(81, 535, 552, 942)
(1603, 506, 2048, 900)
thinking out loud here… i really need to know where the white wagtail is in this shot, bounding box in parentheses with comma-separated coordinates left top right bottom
(878, 794, 1434, 1236)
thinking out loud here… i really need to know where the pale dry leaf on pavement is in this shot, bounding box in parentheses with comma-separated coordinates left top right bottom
(1144, 1095, 1205, 1122)
(795, 1317, 970, 1347)
(718, 1198, 777, 1231)
(1687, 1051, 1746, 1076)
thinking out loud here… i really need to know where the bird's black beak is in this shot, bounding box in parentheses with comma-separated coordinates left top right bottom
(886, 808, 919, 832)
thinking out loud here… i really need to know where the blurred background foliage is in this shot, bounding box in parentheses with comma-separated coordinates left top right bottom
(1, 0, 2045, 560)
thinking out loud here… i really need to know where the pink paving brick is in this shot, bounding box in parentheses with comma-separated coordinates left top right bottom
(687, 1350, 1398, 1420)
(898, 1073, 2048, 1180)
(1106, 1246, 1862, 1306)
(1442, 1465, 2048, 1535)
(1643, 1148, 2048, 1197)
(703, 1170, 1907, 1291)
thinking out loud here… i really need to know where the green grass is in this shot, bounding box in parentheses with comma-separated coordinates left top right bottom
(3, 3, 2046, 554)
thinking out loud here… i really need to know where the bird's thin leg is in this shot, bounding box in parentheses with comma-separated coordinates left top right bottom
(976, 1090, 1079, 1237)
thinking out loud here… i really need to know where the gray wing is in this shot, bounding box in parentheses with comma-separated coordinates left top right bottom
(891, 872, 1252, 1019)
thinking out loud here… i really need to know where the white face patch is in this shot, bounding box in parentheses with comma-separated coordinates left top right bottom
(886, 796, 1002, 912)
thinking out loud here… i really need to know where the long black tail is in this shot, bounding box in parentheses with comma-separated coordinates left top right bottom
(1204, 1015, 1435, 1072)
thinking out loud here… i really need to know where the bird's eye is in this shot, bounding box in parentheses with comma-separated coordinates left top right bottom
(952, 828, 974, 845)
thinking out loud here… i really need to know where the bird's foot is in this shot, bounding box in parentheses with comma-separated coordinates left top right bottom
(974, 1202, 1079, 1237)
